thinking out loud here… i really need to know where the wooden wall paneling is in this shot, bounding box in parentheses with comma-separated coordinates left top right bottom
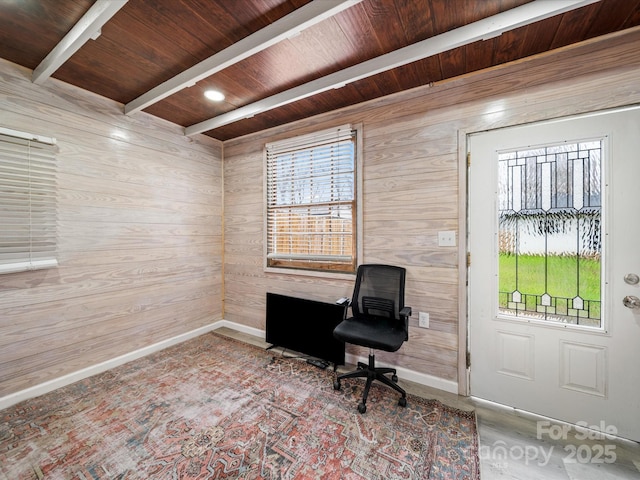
(0, 310, 219, 395)
(365, 152, 457, 180)
(0, 87, 218, 162)
(0, 282, 222, 394)
(0, 59, 223, 398)
(0, 277, 218, 340)
(223, 151, 263, 276)
(363, 106, 461, 382)
(1, 289, 219, 369)
(224, 234, 262, 258)
(0, 258, 220, 304)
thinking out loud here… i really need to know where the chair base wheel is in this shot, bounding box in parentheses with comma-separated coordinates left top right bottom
(334, 353, 407, 413)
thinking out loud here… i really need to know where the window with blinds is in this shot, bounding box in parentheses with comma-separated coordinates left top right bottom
(0, 127, 57, 274)
(265, 125, 357, 273)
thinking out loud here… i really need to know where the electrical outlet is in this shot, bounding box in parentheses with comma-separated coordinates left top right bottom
(418, 312, 430, 328)
(437, 231, 456, 247)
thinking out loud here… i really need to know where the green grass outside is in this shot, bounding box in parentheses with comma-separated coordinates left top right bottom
(499, 254, 601, 301)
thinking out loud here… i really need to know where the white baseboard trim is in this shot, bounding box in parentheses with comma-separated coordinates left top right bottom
(0, 319, 458, 411)
(217, 319, 459, 394)
(213, 319, 266, 339)
(344, 352, 459, 394)
(0, 322, 220, 411)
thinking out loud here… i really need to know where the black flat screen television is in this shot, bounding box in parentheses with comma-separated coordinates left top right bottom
(266, 293, 346, 365)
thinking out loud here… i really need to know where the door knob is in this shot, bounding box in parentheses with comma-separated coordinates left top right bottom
(623, 295, 640, 309)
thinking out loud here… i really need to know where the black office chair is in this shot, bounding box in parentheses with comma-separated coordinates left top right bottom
(333, 264, 411, 413)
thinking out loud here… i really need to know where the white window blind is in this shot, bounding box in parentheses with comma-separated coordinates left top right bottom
(266, 125, 356, 273)
(0, 128, 57, 274)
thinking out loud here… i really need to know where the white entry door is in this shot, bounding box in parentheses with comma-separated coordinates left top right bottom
(468, 107, 640, 442)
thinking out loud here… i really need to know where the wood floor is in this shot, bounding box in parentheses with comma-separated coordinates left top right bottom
(216, 327, 640, 479)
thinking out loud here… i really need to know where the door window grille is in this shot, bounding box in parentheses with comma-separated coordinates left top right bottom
(497, 140, 602, 327)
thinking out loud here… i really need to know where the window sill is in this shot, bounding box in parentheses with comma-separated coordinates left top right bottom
(264, 266, 356, 280)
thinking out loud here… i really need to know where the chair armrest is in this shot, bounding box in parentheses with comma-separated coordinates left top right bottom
(336, 297, 351, 320)
(400, 306, 411, 341)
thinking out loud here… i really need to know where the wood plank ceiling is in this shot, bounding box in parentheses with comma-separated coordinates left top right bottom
(0, 0, 639, 141)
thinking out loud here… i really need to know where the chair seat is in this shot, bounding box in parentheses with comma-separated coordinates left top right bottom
(333, 316, 406, 352)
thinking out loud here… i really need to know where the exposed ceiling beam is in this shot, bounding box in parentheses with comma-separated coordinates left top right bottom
(124, 0, 363, 115)
(32, 0, 128, 84)
(185, 0, 600, 136)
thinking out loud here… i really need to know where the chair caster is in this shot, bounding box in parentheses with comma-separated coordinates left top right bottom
(392, 374, 398, 382)
(398, 396, 407, 408)
(358, 402, 367, 414)
(333, 380, 341, 390)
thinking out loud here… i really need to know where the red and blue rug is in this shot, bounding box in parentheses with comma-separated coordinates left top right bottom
(0, 333, 479, 479)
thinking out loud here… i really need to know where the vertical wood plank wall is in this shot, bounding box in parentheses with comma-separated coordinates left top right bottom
(0, 60, 223, 397)
(223, 29, 640, 390)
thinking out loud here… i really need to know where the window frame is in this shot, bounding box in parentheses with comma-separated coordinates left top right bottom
(0, 126, 58, 275)
(263, 124, 362, 277)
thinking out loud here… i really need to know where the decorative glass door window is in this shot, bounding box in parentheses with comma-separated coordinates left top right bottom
(497, 140, 602, 327)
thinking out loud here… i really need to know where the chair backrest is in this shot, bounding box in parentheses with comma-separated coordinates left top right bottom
(351, 264, 406, 321)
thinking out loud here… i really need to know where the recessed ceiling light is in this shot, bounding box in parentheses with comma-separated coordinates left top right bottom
(204, 90, 225, 102)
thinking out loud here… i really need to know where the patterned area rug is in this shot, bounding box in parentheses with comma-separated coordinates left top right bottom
(0, 333, 479, 479)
